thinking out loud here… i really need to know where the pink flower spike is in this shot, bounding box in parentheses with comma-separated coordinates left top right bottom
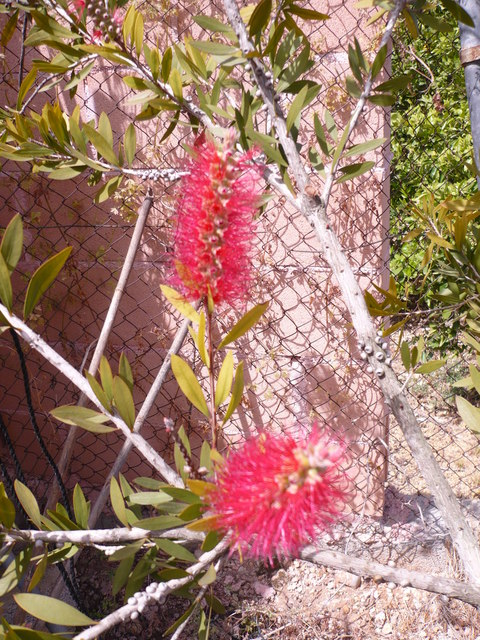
(207, 424, 350, 565)
(169, 131, 263, 307)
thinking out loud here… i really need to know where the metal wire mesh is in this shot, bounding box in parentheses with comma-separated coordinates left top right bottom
(0, 2, 478, 582)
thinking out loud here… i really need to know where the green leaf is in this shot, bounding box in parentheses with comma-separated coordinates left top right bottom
(82, 123, 118, 165)
(73, 484, 89, 529)
(218, 302, 268, 348)
(110, 477, 129, 526)
(28, 552, 48, 593)
(95, 175, 122, 204)
(108, 539, 145, 562)
(163, 603, 196, 637)
(313, 113, 330, 156)
(169, 68, 183, 101)
(201, 530, 220, 552)
(346, 75, 362, 99)
(0, 548, 31, 598)
(285, 6, 329, 20)
(198, 563, 216, 587)
(286, 84, 308, 132)
(178, 425, 191, 456)
(127, 491, 173, 506)
(368, 93, 395, 106)
(113, 375, 136, 429)
(50, 406, 115, 433)
(85, 370, 112, 412)
(440, 0, 474, 26)
(23, 246, 72, 319)
(371, 44, 387, 79)
(456, 396, 480, 433)
(190, 41, 239, 56)
(0, 494, 15, 528)
(112, 555, 135, 596)
(193, 15, 233, 34)
(14, 480, 42, 528)
(124, 123, 136, 167)
(335, 161, 374, 184)
(344, 138, 386, 158)
(470, 364, 480, 395)
(119, 352, 134, 391)
(17, 68, 37, 110)
(215, 351, 234, 408)
(199, 440, 213, 474)
(249, 0, 272, 37)
(160, 285, 200, 323)
(134, 11, 144, 55)
(1, 10, 18, 47)
(223, 361, 244, 423)
(135, 515, 184, 530)
(374, 73, 412, 93)
(400, 341, 410, 370)
(0, 253, 12, 312)
(14, 594, 94, 626)
(170, 354, 209, 417)
(324, 109, 337, 142)
(156, 539, 197, 562)
(1, 214, 23, 273)
(99, 356, 114, 401)
(415, 360, 446, 374)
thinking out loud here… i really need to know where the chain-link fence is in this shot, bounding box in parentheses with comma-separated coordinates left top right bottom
(0, 0, 479, 610)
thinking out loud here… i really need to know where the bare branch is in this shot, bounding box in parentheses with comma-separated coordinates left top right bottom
(0, 304, 183, 488)
(301, 545, 480, 608)
(1, 526, 204, 546)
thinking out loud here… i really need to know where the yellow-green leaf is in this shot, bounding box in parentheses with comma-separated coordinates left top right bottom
(222, 360, 244, 424)
(215, 351, 233, 408)
(83, 123, 118, 165)
(14, 480, 42, 528)
(0, 494, 15, 528)
(169, 68, 183, 101)
(85, 371, 111, 412)
(119, 352, 134, 391)
(170, 354, 209, 416)
(50, 406, 115, 433)
(198, 563, 216, 586)
(286, 84, 308, 132)
(456, 396, 480, 434)
(28, 552, 48, 593)
(414, 360, 446, 374)
(73, 484, 90, 529)
(113, 375, 135, 429)
(0, 252, 12, 312)
(218, 303, 268, 348)
(124, 123, 136, 167)
(110, 477, 129, 526)
(156, 539, 197, 562)
(14, 593, 95, 626)
(1, 213, 23, 273)
(99, 355, 114, 401)
(160, 285, 200, 323)
(23, 246, 72, 319)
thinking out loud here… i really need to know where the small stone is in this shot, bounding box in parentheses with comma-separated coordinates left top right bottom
(382, 622, 393, 635)
(375, 611, 386, 624)
(335, 571, 361, 589)
(253, 581, 275, 599)
(373, 575, 383, 583)
(387, 582, 396, 590)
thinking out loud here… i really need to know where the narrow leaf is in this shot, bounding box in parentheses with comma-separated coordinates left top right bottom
(218, 302, 268, 349)
(160, 285, 200, 323)
(110, 477, 129, 526)
(23, 247, 72, 319)
(222, 361, 244, 424)
(456, 396, 480, 433)
(215, 351, 234, 408)
(14, 594, 94, 626)
(113, 375, 136, 429)
(124, 123, 136, 167)
(198, 564, 216, 587)
(50, 406, 115, 433)
(170, 354, 209, 416)
(415, 360, 446, 374)
(0, 252, 12, 311)
(286, 84, 308, 132)
(14, 480, 42, 528)
(1, 214, 23, 272)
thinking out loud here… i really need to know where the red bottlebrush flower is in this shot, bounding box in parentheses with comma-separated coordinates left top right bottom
(170, 131, 262, 306)
(207, 425, 350, 565)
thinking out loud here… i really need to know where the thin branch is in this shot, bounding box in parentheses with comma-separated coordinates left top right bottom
(73, 539, 229, 640)
(1, 526, 204, 546)
(48, 191, 154, 511)
(301, 545, 480, 608)
(89, 311, 195, 527)
(0, 303, 182, 488)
